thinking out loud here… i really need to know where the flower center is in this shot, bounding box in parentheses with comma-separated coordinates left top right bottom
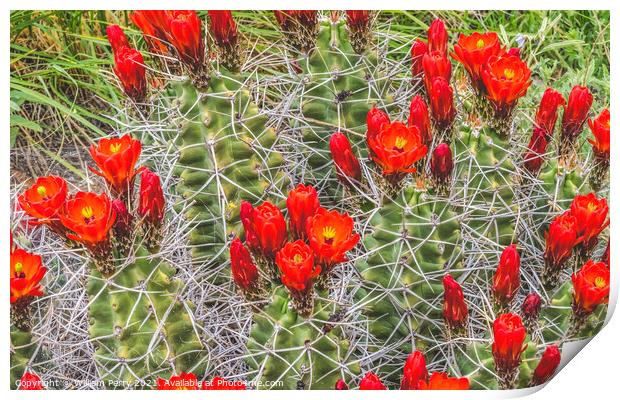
(503, 68, 515, 80)
(109, 143, 122, 153)
(587, 202, 598, 212)
(14, 262, 23, 273)
(476, 39, 485, 48)
(394, 136, 408, 151)
(36, 185, 47, 197)
(322, 226, 336, 244)
(595, 276, 607, 288)
(293, 253, 303, 263)
(81, 206, 94, 221)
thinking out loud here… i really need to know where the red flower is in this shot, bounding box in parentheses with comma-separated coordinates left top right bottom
(422, 51, 452, 92)
(89, 134, 142, 195)
(306, 208, 360, 269)
(561, 85, 593, 140)
(335, 379, 349, 390)
(408, 95, 431, 146)
(535, 88, 566, 136)
(492, 244, 521, 305)
(106, 24, 129, 54)
(588, 109, 610, 160)
(130, 10, 171, 55)
(492, 313, 527, 372)
(167, 10, 205, 69)
(419, 372, 470, 390)
(203, 376, 246, 390)
(330, 132, 362, 184)
(428, 76, 456, 129)
(442, 274, 468, 330)
(521, 292, 542, 321)
(452, 32, 503, 92)
(10, 248, 47, 303)
(111, 199, 132, 239)
(249, 201, 288, 258)
(138, 168, 165, 225)
(60, 192, 116, 246)
(532, 345, 561, 386)
(286, 184, 320, 240)
(18, 176, 67, 225)
(427, 19, 448, 56)
(480, 54, 531, 118)
(430, 143, 454, 182)
(359, 372, 387, 390)
(522, 127, 549, 174)
(19, 372, 43, 390)
(345, 10, 370, 29)
(544, 211, 578, 270)
(274, 10, 317, 28)
(208, 11, 238, 47)
(368, 122, 428, 176)
(276, 240, 321, 292)
(400, 351, 428, 390)
(113, 46, 147, 101)
(230, 238, 259, 291)
(572, 260, 610, 314)
(366, 106, 391, 143)
(410, 39, 428, 78)
(156, 372, 200, 390)
(240, 201, 259, 251)
(570, 193, 609, 246)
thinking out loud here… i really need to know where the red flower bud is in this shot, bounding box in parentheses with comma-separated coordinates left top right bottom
(60, 192, 116, 247)
(18, 176, 67, 228)
(588, 109, 610, 160)
(570, 193, 609, 246)
(408, 96, 432, 147)
(330, 132, 362, 184)
(106, 24, 130, 54)
(428, 77, 456, 129)
(359, 372, 386, 390)
(10, 247, 47, 304)
(400, 350, 428, 390)
(522, 127, 549, 174)
(250, 201, 288, 258)
(345, 10, 370, 29)
(532, 345, 561, 386)
(113, 46, 147, 101)
(89, 134, 142, 196)
(240, 201, 260, 251)
(230, 238, 258, 291)
(368, 122, 428, 176)
(335, 379, 349, 390)
(167, 10, 205, 69)
(203, 376, 246, 390)
(19, 372, 43, 390)
(111, 199, 132, 240)
(208, 11, 237, 47)
(535, 88, 566, 136)
(139, 168, 165, 225)
(422, 51, 452, 93)
(492, 313, 527, 373)
(366, 106, 391, 143)
(307, 208, 360, 270)
(451, 32, 503, 93)
(492, 244, 521, 305)
(410, 39, 428, 78)
(157, 372, 200, 390)
(544, 211, 578, 271)
(430, 143, 454, 182)
(286, 184, 320, 240)
(442, 274, 468, 330)
(276, 240, 320, 292)
(130, 10, 171, 55)
(427, 19, 448, 56)
(481, 54, 531, 119)
(521, 292, 542, 320)
(419, 372, 470, 390)
(572, 260, 610, 314)
(561, 85, 593, 141)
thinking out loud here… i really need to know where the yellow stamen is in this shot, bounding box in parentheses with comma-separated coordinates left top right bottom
(81, 206, 94, 219)
(595, 276, 606, 288)
(503, 68, 515, 80)
(476, 39, 485, 48)
(14, 262, 23, 274)
(323, 226, 336, 240)
(587, 202, 598, 212)
(293, 254, 303, 263)
(394, 136, 408, 149)
(109, 143, 122, 153)
(37, 185, 47, 197)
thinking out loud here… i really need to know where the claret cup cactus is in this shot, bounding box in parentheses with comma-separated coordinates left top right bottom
(10, 10, 610, 391)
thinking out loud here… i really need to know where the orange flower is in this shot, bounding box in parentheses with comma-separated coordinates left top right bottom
(18, 176, 67, 225)
(419, 372, 469, 390)
(130, 10, 171, 55)
(167, 10, 205, 69)
(570, 193, 609, 246)
(452, 32, 503, 92)
(60, 192, 116, 246)
(544, 211, 578, 271)
(572, 260, 610, 314)
(588, 109, 610, 160)
(89, 135, 142, 195)
(10, 248, 47, 304)
(368, 122, 428, 176)
(306, 208, 360, 270)
(480, 54, 531, 118)
(156, 372, 200, 390)
(202, 376, 246, 390)
(276, 240, 320, 292)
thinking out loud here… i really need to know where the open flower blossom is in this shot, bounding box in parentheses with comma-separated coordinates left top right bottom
(569, 193, 609, 248)
(410, 39, 428, 78)
(492, 313, 527, 373)
(427, 19, 448, 56)
(419, 372, 470, 390)
(359, 372, 387, 390)
(138, 168, 165, 225)
(531, 345, 561, 386)
(106, 24, 130, 54)
(167, 10, 205, 69)
(422, 51, 452, 92)
(452, 31, 503, 92)
(156, 372, 201, 390)
(480, 54, 531, 118)
(286, 184, 320, 240)
(535, 88, 566, 136)
(113, 46, 147, 101)
(247, 201, 287, 259)
(89, 134, 142, 196)
(442, 274, 468, 330)
(588, 109, 610, 160)
(428, 76, 456, 129)
(408, 95, 432, 147)
(60, 192, 116, 247)
(492, 244, 521, 305)
(544, 211, 578, 271)
(230, 238, 259, 291)
(330, 133, 362, 184)
(366, 106, 391, 144)
(306, 208, 360, 270)
(368, 122, 428, 176)
(130, 10, 171, 55)
(572, 260, 610, 314)
(522, 127, 549, 174)
(18, 175, 67, 227)
(10, 247, 47, 304)
(203, 376, 246, 390)
(400, 351, 428, 390)
(19, 372, 43, 390)
(276, 240, 321, 292)
(561, 85, 593, 141)
(208, 11, 237, 47)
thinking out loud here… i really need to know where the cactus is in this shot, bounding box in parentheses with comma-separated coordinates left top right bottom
(10, 330, 36, 389)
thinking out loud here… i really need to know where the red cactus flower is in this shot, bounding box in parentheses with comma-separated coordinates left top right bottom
(492, 244, 521, 305)
(156, 372, 200, 390)
(588, 109, 610, 160)
(452, 32, 503, 92)
(359, 372, 387, 390)
(249, 201, 288, 258)
(572, 260, 610, 314)
(427, 19, 448, 56)
(19, 372, 43, 390)
(89, 134, 142, 196)
(430, 143, 454, 182)
(276, 240, 321, 292)
(167, 10, 205, 69)
(532, 345, 561, 386)
(521, 292, 542, 321)
(535, 88, 566, 136)
(422, 51, 452, 92)
(10, 248, 47, 304)
(230, 238, 259, 291)
(428, 76, 456, 129)
(130, 10, 171, 55)
(286, 184, 320, 240)
(208, 11, 237, 47)
(345, 10, 370, 29)
(113, 46, 147, 101)
(306, 208, 360, 270)
(410, 39, 428, 78)
(138, 168, 165, 225)
(400, 351, 428, 390)
(111, 199, 132, 239)
(480, 54, 531, 118)
(442, 274, 468, 330)
(366, 106, 391, 143)
(492, 313, 527, 373)
(368, 122, 428, 176)
(60, 192, 116, 247)
(570, 193, 609, 247)
(522, 127, 549, 174)
(408, 95, 432, 147)
(544, 211, 578, 271)
(240, 201, 259, 251)
(561, 85, 593, 141)
(203, 376, 246, 390)
(273, 10, 317, 29)
(419, 372, 470, 390)
(106, 24, 130, 54)
(330, 132, 362, 184)
(335, 379, 349, 390)
(18, 176, 67, 226)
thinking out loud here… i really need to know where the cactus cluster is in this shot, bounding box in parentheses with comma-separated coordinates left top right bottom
(10, 10, 610, 391)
